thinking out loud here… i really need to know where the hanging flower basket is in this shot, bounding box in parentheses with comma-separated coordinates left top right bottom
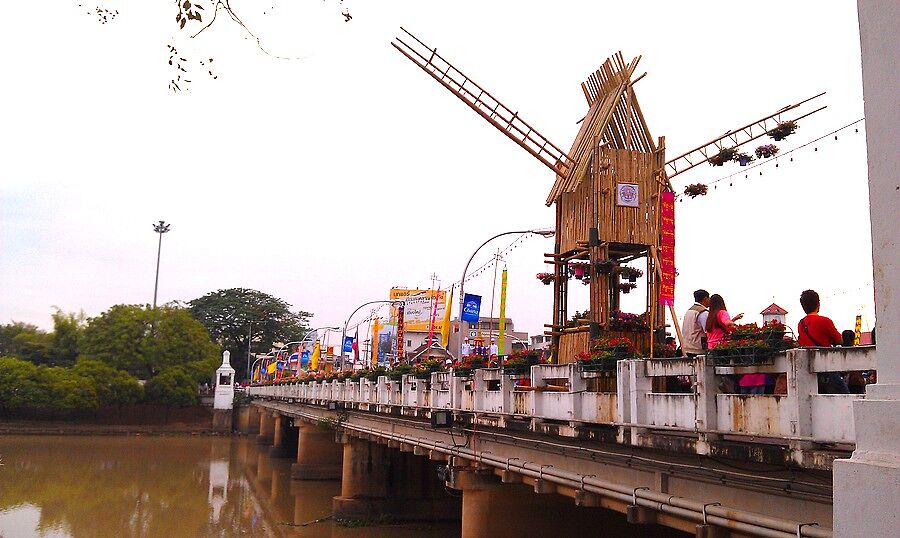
(581, 276, 592, 286)
(617, 266, 643, 282)
(683, 183, 708, 198)
(708, 147, 738, 166)
(594, 259, 614, 274)
(736, 152, 755, 166)
(535, 272, 555, 285)
(618, 282, 637, 294)
(767, 120, 798, 141)
(569, 262, 590, 280)
(755, 144, 779, 158)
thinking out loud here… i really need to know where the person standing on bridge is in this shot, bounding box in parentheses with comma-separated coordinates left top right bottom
(681, 289, 710, 357)
(797, 289, 848, 394)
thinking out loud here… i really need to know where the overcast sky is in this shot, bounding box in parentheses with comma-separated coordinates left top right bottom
(1, 1, 874, 344)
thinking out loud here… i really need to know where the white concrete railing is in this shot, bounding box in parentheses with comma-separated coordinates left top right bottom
(249, 347, 875, 445)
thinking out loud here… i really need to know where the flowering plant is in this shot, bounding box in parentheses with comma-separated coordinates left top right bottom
(755, 144, 779, 158)
(594, 259, 615, 274)
(451, 355, 485, 377)
(767, 120, 798, 141)
(736, 152, 755, 166)
(566, 310, 590, 328)
(609, 310, 650, 331)
(569, 262, 591, 280)
(593, 336, 636, 357)
(617, 266, 644, 280)
(708, 147, 738, 166)
(365, 366, 388, 381)
(581, 275, 592, 285)
(536, 272, 555, 285)
(617, 282, 637, 293)
(684, 183, 708, 198)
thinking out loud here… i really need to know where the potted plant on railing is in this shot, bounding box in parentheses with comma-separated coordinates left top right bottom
(502, 350, 543, 375)
(683, 183, 708, 198)
(535, 272, 555, 285)
(389, 363, 415, 381)
(414, 359, 444, 379)
(708, 339, 772, 366)
(708, 147, 738, 166)
(759, 319, 787, 345)
(576, 350, 616, 372)
(729, 322, 761, 341)
(755, 144, 779, 158)
(594, 259, 614, 274)
(736, 152, 755, 166)
(609, 310, 650, 331)
(569, 261, 590, 280)
(617, 282, 637, 294)
(617, 266, 644, 282)
(350, 369, 367, 381)
(767, 120, 798, 141)
(365, 366, 388, 382)
(593, 336, 637, 359)
(451, 355, 485, 377)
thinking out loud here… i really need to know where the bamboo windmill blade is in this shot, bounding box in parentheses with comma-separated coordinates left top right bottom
(664, 92, 827, 180)
(391, 28, 574, 178)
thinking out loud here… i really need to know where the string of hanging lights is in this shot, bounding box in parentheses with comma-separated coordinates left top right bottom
(677, 117, 865, 201)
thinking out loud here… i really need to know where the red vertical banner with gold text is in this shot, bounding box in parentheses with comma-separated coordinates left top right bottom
(659, 191, 676, 306)
(395, 304, 405, 363)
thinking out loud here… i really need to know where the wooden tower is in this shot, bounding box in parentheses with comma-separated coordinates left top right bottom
(392, 28, 825, 362)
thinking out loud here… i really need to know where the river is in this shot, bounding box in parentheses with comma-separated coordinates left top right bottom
(0, 436, 461, 537)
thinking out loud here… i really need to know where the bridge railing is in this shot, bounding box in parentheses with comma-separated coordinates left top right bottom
(248, 347, 875, 445)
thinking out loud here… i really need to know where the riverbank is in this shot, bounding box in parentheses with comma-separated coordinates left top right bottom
(0, 404, 223, 435)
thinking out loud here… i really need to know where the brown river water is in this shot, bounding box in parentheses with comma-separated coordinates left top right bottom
(0, 436, 460, 538)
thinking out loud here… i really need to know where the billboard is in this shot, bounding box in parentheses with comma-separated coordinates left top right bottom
(389, 288, 448, 332)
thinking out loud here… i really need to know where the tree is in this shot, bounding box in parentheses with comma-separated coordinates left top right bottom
(80, 304, 219, 380)
(0, 356, 42, 413)
(73, 359, 143, 411)
(189, 288, 311, 379)
(144, 366, 198, 422)
(43, 367, 99, 416)
(0, 322, 53, 364)
(49, 309, 86, 367)
(0, 357, 98, 416)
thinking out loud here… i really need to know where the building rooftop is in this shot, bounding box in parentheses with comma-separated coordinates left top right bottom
(760, 303, 788, 315)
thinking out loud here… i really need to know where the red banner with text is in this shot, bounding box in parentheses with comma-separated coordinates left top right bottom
(659, 192, 676, 306)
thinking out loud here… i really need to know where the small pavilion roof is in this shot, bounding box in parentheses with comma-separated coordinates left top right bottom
(760, 303, 788, 315)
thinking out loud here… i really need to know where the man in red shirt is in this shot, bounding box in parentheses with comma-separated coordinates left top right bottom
(798, 289, 847, 393)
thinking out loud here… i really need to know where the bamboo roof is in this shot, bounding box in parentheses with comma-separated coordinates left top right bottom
(545, 53, 656, 206)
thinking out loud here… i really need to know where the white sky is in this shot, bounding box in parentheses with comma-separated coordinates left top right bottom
(0, 1, 875, 342)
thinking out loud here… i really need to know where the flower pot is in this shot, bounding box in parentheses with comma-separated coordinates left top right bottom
(628, 275, 637, 283)
(622, 288, 631, 294)
(738, 157, 752, 166)
(572, 265, 586, 279)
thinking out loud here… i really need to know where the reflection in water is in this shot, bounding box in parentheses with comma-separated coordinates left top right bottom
(0, 436, 459, 537)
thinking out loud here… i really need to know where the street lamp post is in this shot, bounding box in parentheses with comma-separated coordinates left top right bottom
(457, 228, 555, 359)
(341, 300, 402, 370)
(151, 220, 171, 309)
(274, 326, 341, 376)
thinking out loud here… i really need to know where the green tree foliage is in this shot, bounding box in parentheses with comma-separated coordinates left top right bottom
(144, 367, 198, 421)
(73, 360, 143, 409)
(0, 322, 52, 364)
(80, 305, 219, 380)
(49, 309, 86, 367)
(0, 357, 98, 416)
(189, 288, 311, 379)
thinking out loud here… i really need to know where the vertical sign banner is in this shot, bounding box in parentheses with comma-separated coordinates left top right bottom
(461, 294, 482, 323)
(854, 315, 862, 346)
(395, 304, 405, 361)
(371, 318, 380, 368)
(343, 336, 354, 353)
(659, 191, 676, 306)
(498, 269, 507, 358)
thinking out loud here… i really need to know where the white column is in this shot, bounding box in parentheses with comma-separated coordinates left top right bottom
(833, 2, 900, 536)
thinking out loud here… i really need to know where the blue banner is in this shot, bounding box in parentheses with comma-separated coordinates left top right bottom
(461, 293, 482, 323)
(300, 351, 310, 366)
(343, 336, 355, 353)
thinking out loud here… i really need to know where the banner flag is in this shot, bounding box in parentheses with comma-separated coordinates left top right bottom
(343, 336, 354, 353)
(498, 269, 508, 357)
(300, 351, 310, 367)
(353, 328, 360, 363)
(659, 191, 676, 306)
(395, 305, 405, 361)
(461, 293, 482, 323)
(441, 284, 455, 348)
(371, 318, 381, 368)
(310, 342, 321, 370)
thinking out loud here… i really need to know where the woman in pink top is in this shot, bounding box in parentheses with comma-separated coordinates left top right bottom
(704, 294, 742, 349)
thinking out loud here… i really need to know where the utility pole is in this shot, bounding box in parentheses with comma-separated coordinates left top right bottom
(152, 220, 171, 309)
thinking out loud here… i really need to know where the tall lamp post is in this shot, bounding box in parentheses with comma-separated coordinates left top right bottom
(341, 300, 402, 370)
(457, 228, 555, 359)
(151, 220, 171, 309)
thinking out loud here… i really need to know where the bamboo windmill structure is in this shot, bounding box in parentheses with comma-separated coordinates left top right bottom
(392, 28, 825, 362)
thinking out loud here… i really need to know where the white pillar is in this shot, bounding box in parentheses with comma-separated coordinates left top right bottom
(833, 2, 900, 536)
(214, 350, 236, 410)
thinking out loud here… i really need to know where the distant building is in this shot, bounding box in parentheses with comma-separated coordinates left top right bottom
(760, 303, 788, 325)
(530, 334, 552, 351)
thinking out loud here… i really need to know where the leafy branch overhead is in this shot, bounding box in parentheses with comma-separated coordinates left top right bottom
(176, 0, 204, 30)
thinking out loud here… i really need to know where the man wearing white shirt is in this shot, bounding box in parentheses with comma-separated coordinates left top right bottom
(461, 338, 471, 357)
(681, 289, 710, 357)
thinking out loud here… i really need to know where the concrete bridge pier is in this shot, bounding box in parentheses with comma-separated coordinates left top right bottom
(257, 410, 275, 445)
(454, 469, 682, 538)
(332, 436, 460, 522)
(236, 405, 261, 435)
(268, 414, 294, 458)
(291, 422, 343, 480)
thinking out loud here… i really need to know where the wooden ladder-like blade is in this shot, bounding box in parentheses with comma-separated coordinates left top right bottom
(392, 28, 573, 178)
(664, 92, 827, 180)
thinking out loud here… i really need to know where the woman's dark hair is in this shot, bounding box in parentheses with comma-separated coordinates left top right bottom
(705, 294, 727, 332)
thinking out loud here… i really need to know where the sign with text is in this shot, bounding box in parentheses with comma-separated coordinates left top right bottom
(461, 293, 482, 323)
(343, 336, 354, 353)
(388, 288, 447, 332)
(616, 183, 640, 207)
(395, 304, 405, 359)
(659, 191, 676, 306)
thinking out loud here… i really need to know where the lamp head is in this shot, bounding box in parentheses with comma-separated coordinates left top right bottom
(531, 228, 556, 237)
